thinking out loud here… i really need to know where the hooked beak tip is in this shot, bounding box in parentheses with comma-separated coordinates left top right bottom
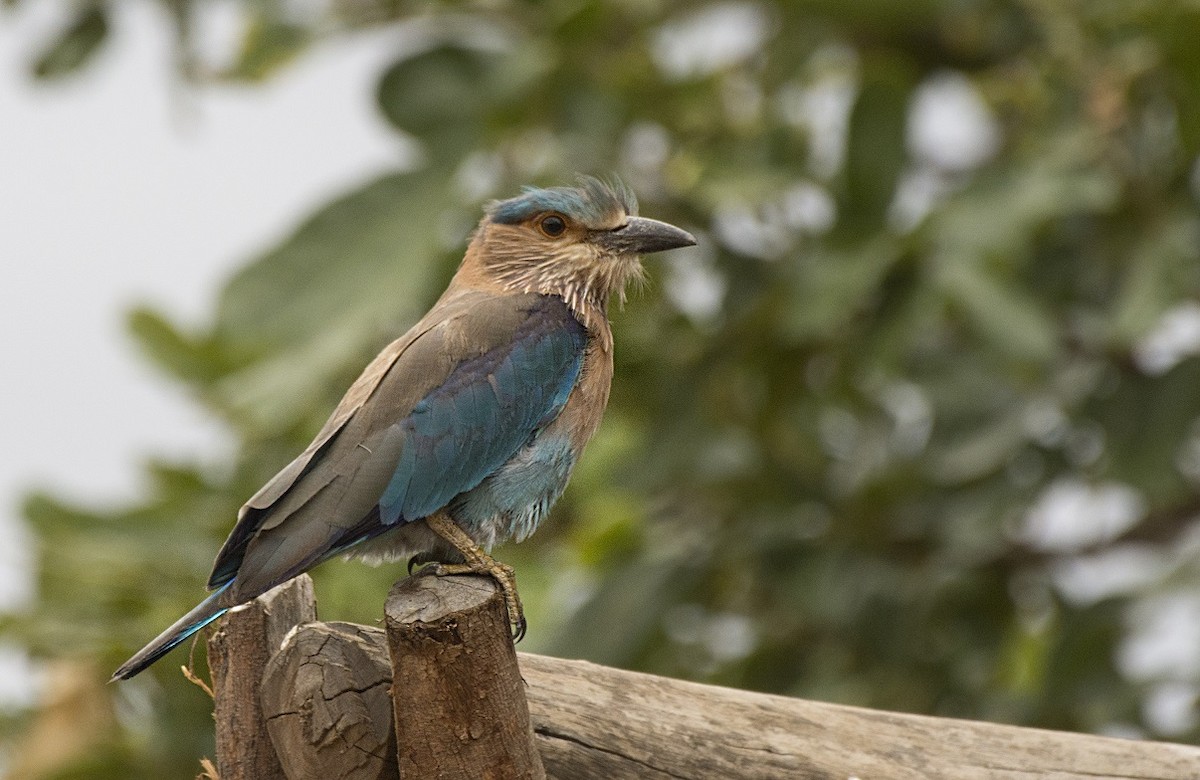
(599, 216, 696, 255)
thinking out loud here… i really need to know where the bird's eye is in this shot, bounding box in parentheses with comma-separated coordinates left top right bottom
(539, 214, 567, 238)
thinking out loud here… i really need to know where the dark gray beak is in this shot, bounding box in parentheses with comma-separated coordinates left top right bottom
(594, 216, 696, 254)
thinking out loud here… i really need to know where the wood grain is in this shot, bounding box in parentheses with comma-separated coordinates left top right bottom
(261, 621, 397, 780)
(519, 653, 1200, 779)
(209, 575, 316, 780)
(385, 574, 546, 780)
(215, 573, 1200, 780)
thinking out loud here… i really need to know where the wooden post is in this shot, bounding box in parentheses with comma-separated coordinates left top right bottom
(251, 618, 1200, 779)
(214, 577, 1200, 780)
(384, 574, 546, 780)
(208, 574, 316, 780)
(260, 621, 398, 780)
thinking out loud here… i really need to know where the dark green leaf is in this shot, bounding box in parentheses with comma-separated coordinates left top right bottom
(30, 3, 108, 80)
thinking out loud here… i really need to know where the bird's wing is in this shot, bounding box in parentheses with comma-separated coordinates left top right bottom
(208, 292, 587, 601)
(236, 316, 443, 516)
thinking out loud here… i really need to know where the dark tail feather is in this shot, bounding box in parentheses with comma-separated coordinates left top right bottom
(110, 585, 232, 682)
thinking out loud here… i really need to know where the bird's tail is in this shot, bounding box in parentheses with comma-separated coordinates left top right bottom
(110, 585, 232, 681)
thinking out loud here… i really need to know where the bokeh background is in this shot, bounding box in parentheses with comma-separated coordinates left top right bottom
(5, 0, 1200, 776)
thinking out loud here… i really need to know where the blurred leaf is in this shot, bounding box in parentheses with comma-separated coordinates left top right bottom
(215, 172, 447, 351)
(30, 3, 108, 80)
(928, 408, 1027, 485)
(938, 257, 1057, 362)
(222, 16, 310, 82)
(375, 42, 553, 156)
(783, 238, 903, 340)
(549, 555, 700, 667)
(1108, 210, 1200, 346)
(378, 46, 494, 138)
(209, 170, 453, 432)
(840, 60, 913, 231)
(127, 307, 232, 385)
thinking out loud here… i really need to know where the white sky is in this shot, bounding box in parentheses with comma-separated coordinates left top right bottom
(0, 0, 405, 625)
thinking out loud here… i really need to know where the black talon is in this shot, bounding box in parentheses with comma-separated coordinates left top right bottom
(408, 552, 443, 575)
(512, 616, 527, 643)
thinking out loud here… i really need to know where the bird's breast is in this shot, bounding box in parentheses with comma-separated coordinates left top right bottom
(450, 328, 614, 548)
(554, 328, 614, 449)
(450, 432, 577, 547)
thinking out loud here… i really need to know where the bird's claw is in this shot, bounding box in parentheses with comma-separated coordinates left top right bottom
(512, 614, 527, 643)
(407, 552, 439, 575)
(421, 514, 527, 642)
(414, 558, 526, 641)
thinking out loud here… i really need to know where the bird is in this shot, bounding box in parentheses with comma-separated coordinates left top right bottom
(111, 177, 695, 681)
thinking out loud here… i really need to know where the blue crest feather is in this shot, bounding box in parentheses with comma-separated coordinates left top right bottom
(488, 176, 637, 226)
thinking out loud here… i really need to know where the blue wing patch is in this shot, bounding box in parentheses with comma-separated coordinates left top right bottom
(378, 302, 587, 525)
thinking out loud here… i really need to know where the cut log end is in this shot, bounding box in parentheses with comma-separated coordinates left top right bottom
(261, 621, 397, 780)
(385, 573, 501, 624)
(386, 573, 546, 780)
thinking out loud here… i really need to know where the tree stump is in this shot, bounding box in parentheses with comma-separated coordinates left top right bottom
(385, 574, 546, 780)
(208, 575, 317, 780)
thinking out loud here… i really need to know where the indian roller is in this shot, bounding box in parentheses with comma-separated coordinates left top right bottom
(112, 177, 695, 680)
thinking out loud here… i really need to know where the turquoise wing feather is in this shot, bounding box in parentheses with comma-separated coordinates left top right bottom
(207, 294, 586, 596)
(379, 301, 586, 524)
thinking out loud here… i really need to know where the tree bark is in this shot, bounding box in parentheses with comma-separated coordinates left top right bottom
(209, 575, 317, 780)
(385, 574, 546, 780)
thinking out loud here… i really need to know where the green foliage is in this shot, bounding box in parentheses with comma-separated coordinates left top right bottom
(30, 3, 108, 80)
(11, 0, 1200, 773)
(222, 15, 310, 81)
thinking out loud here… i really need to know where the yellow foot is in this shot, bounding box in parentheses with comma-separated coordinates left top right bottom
(419, 560, 526, 642)
(421, 514, 527, 642)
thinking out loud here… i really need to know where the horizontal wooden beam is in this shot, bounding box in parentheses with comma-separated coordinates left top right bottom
(242, 574, 1200, 779)
(520, 652, 1200, 779)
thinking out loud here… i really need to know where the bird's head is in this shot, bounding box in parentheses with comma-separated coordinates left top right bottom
(465, 177, 695, 317)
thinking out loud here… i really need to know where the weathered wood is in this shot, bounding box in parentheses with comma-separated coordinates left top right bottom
(256, 615, 1200, 780)
(261, 621, 398, 780)
(385, 574, 546, 780)
(209, 575, 317, 780)
(520, 653, 1200, 780)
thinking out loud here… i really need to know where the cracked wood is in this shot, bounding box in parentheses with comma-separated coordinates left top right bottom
(209, 575, 316, 780)
(217, 574, 1200, 779)
(261, 620, 397, 780)
(518, 653, 1200, 780)
(385, 574, 546, 780)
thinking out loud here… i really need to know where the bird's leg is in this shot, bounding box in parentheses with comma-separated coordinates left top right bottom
(421, 513, 526, 641)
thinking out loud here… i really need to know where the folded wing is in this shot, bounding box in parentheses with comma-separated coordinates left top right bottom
(208, 292, 587, 603)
